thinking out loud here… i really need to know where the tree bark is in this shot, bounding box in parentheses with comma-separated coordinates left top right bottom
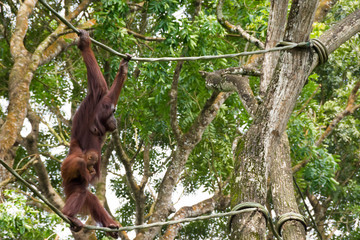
(0, 0, 36, 186)
(270, 135, 306, 239)
(263, 1, 307, 239)
(231, 1, 319, 239)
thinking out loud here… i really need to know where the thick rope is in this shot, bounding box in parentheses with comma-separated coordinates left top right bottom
(0, 158, 262, 234)
(37, 0, 326, 63)
(276, 212, 307, 236)
(0, 158, 71, 225)
(293, 176, 323, 240)
(311, 39, 329, 64)
(228, 202, 282, 240)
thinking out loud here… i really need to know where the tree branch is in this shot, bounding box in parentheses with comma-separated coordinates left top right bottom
(293, 80, 360, 172)
(23, 107, 64, 209)
(127, 28, 165, 41)
(113, 130, 147, 227)
(201, 71, 258, 116)
(36, 0, 93, 66)
(169, 61, 184, 141)
(0, 156, 37, 188)
(136, 92, 231, 239)
(139, 140, 152, 190)
(216, 0, 265, 49)
(261, 0, 289, 95)
(0, 0, 37, 181)
(160, 192, 230, 240)
(314, 0, 339, 22)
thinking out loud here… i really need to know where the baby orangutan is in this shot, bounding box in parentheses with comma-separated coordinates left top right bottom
(61, 140, 119, 238)
(86, 150, 97, 179)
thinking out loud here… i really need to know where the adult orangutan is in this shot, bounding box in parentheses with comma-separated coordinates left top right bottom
(61, 30, 131, 238)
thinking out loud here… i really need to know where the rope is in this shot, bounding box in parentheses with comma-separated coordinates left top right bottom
(37, 0, 327, 63)
(293, 176, 323, 240)
(0, 157, 308, 237)
(311, 39, 329, 64)
(228, 202, 282, 240)
(101, 208, 258, 232)
(0, 157, 264, 234)
(0, 158, 71, 225)
(276, 212, 307, 236)
(278, 40, 328, 65)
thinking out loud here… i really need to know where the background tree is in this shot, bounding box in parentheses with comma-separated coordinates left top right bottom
(0, 0, 359, 239)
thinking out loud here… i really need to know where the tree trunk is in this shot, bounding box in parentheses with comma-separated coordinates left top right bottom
(230, 1, 318, 239)
(270, 134, 306, 239)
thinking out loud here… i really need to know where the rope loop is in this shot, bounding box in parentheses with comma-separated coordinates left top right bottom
(228, 202, 282, 240)
(311, 39, 329, 64)
(276, 212, 307, 236)
(277, 39, 328, 65)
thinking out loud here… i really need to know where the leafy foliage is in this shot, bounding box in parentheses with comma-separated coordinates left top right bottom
(0, 190, 64, 240)
(1, 0, 360, 239)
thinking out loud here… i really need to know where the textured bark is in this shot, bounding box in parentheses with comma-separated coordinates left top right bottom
(263, 1, 307, 239)
(316, 9, 360, 59)
(231, 1, 319, 239)
(270, 135, 306, 239)
(260, 0, 289, 96)
(0, 0, 36, 185)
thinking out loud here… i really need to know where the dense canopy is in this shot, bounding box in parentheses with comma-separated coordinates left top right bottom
(0, 0, 360, 239)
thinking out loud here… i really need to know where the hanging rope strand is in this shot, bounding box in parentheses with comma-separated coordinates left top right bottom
(0, 156, 263, 233)
(0, 157, 287, 237)
(0, 158, 71, 225)
(37, 0, 315, 62)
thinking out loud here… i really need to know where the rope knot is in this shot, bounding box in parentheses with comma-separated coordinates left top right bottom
(310, 39, 329, 64)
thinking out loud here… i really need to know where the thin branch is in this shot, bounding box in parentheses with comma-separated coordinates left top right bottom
(295, 84, 321, 117)
(40, 152, 62, 163)
(139, 140, 152, 189)
(0, 156, 37, 188)
(184, 91, 232, 145)
(131, 139, 144, 162)
(293, 81, 360, 172)
(169, 61, 184, 140)
(126, 28, 165, 41)
(216, 0, 265, 49)
(40, 117, 69, 146)
(316, 80, 360, 145)
(112, 131, 139, 193)
(0, 158, 71, 224)
(160, 192, 230, 239)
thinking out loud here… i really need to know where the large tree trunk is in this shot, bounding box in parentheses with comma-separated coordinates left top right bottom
(230, 0, 360, 238)
(0, 0, 36, 187)
(231, 1, 319, 239)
